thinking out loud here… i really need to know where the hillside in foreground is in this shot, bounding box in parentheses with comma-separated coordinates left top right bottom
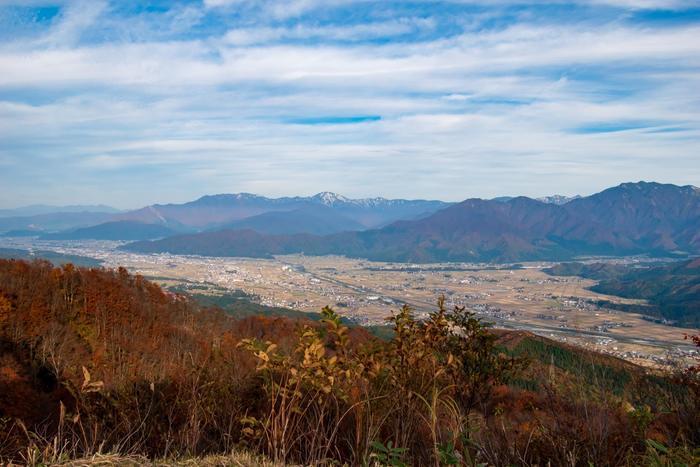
(0, 259, 699, 465)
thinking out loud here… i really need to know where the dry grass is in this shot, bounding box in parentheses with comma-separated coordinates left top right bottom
(17, 450, 286, 467)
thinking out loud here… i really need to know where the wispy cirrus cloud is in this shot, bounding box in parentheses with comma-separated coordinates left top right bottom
(222, 18, 436, 45)
(0, 0, 698, 208)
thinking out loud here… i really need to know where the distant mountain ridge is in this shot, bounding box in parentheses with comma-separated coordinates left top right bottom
(40, 221, 177, 241)
(123, 182, 700, 263)
(114, 192, 451, 230)
(0, 211, 115, 234)
(0, 204, 121, 218)
(0, 193, 451, 236)
(217, 205, 366, 235)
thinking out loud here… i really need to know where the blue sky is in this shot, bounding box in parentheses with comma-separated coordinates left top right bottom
(0, 0, 699, 208)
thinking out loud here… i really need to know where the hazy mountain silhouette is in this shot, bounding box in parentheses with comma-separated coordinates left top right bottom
(0, 204, 121, 218)
(41, 221, 177, 241)
(215, 204, 365, 235)
(0, 211, 115, 234)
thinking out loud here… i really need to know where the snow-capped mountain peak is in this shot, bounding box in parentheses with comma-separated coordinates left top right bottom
(312, 192, 351, 205)
(537, 194, 581, 205)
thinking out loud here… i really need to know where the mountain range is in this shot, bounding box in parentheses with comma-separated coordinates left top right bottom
(0, 192, 451, 239)
(122, 182, 700, 262)
(113, 191, 450, 231)
(3, 183, 698, 260)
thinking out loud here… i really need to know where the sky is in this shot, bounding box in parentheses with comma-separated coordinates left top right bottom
(0, 0, 699, 209)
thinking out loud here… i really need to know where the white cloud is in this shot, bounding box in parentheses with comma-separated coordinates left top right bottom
(586, 0, 697, 8)
(0, 0, 699, 207)
(203, 0, 357, 18)
(36, 0, 107, 47)
(223, 18, 435, 45)
(1, 20, 698, 90)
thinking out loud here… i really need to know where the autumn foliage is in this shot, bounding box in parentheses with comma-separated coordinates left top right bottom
(0, 259, 698, 465)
